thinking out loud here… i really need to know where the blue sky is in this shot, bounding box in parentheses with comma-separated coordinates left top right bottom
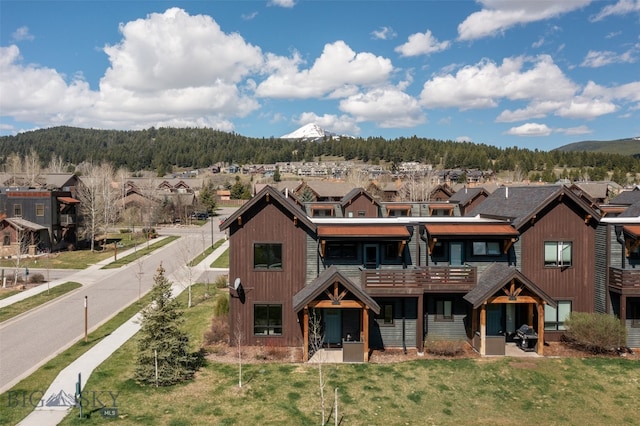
(1, 0, 639, 151)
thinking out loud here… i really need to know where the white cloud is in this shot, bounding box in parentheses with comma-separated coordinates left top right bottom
(591, 0, 640, 21)
(0, 45, 97, 126)
(561, 125, 592, 135)
(296, 112, 360, 135)
(581, 47, 638, 67)
(268, 0, 296, 8)
(420, 55, 577, 110)
(242, 11, 258, 21)
(339, 87, 426, 128)
(458, 0, 591, 41)
(371, 26, 397, 40)
(0, 9, 267, 132)
(256, 41, 393, 98)
(395, 30, 450, 56)
(12, 26, 34, 42)
(505, 122, 552, 136)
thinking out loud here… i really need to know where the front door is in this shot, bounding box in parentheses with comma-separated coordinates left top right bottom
(364, 244, 378, 269)
(450, 242, 464, 266)
(324, 309, 342, 345)
(486, 304, 503, 336)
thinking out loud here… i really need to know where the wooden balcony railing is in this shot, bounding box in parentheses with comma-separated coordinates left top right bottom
(609, 267, 640, 291)
(362, 266, 476, 293)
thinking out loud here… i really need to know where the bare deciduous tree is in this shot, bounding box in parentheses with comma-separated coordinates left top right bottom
(76, 162, 118, 251)
(46, 154, 66, 173)
(24, 149, 42, 187)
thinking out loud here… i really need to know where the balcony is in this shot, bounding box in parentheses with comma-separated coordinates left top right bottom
(362, 266, 476, 294)
(609, 267, 640, 295)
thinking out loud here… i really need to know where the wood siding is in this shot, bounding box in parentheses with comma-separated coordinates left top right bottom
(519, 201, 597, 314)
(594, 224, 608, 313)
(343, 194, 379, 218)
(228, 201, 310, 347)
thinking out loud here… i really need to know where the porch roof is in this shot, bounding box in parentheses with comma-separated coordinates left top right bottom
(57, 196, 80, 204)
(317, 225, 410, 238)
(622, 225, 640, 239)
(3, 217, 47, 231)
(425, 223, 518, 237)
(293, 266, 380, 314)
(463, 263, 556, 308)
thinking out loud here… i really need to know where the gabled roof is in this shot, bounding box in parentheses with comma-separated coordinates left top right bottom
(292, 266, 380, 314)
(448, 187, 488, 205)
(468, 185, 600, 229)
(300, 181, 356, 199)
(219, 185, 314, 232)
(340, 187, 381, 208)
(463, 263, 556, 309)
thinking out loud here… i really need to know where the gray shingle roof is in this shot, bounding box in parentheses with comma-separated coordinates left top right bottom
(467, 185, 599, 229)
(463, 263, 556, 308)
(610, 189, 640, 206)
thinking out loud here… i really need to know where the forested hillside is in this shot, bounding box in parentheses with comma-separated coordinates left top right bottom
(1, 126, 639, 180)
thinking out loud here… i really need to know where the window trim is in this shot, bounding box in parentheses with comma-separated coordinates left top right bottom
(36, 203, 45, 217)
(13, 204, 22, 217)
(544, 300, 572, 331)
(253, 303, 283, 336)
(253, 242, 283, 270)
(544, 241, 573, 268)
(471, 241, 501, 257)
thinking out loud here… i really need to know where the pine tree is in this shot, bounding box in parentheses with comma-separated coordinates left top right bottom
(135, 263, 199, 386)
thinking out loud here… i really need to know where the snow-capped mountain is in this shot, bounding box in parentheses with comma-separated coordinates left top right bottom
(280, 123, 341, 141)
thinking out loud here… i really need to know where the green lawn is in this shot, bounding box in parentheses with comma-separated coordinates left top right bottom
(210, 248, 229, 268)
(54, 286, 640, 426)
(0, 282, 82, 323)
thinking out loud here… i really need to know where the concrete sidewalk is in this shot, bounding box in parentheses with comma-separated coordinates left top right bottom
(16, 240, 229, 426)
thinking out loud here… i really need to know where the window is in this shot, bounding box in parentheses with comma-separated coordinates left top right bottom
(3, 234, 10, 246)
(376, 302, 394, 325)
(383, 242, 402, 261)
(436, 299, 453, 321)
(325, 242, 358, 260)
(357, 210, 366, 217)
(544, 301, 572, 330)
(13, 204, 22, 217)
(430, 241, 446, 259)
(544, 241, 572, 267)
(472, 241, 501, 256)
(36, 203, 45, 217)
(253, 243, 282, 269)
(313, 209, 333, 217)
(254, 304, 282, 335)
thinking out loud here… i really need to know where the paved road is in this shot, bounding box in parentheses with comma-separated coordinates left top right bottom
(0, 208, 235, 393)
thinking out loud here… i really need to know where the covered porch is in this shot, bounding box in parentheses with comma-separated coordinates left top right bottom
(464, 263, 556, 356)
(293, 266, 380, 362)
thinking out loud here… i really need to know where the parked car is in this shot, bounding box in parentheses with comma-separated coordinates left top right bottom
(190, 212, 209, 220)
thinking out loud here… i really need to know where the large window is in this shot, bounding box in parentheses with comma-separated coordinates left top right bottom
(253, 243, 282, 269)
(544, 301, 572, 330)
(376, 302, 394, 325)
(36, 203, 45, 217)
(254, 304, 282, 335)
(325, 242, 358, 260)
(544, 241, 572, 267)
(13, 204, 22, 217)
(472, 241, 501, 256)
(436, 299, 454, 321)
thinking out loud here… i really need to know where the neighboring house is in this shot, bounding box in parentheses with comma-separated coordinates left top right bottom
(0, 187, 79, 253)
(222, 184, 616, 362)
(468, 185, 602, 345)
(448, 187, 489, 216)
(599, 200, 640, 347)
